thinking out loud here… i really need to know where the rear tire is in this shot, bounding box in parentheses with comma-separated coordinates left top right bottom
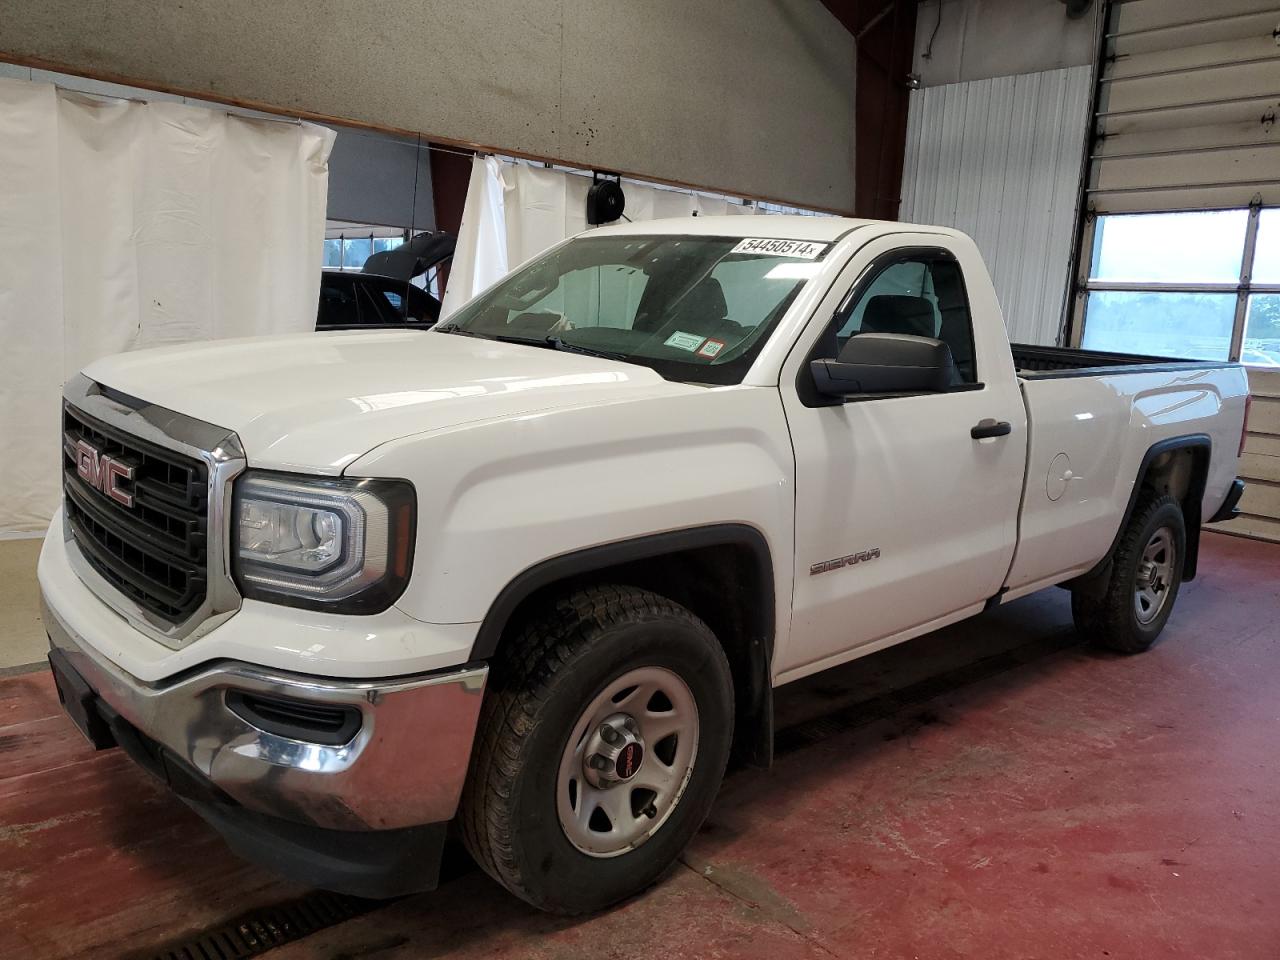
(459, 584, 734, 914)
(1071, 493, 1186, 654)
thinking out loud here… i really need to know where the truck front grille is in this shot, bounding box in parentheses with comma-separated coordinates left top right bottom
(62, 404, 210, 623)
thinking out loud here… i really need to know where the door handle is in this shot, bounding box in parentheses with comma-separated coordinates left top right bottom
(971, 418, 1012, 440)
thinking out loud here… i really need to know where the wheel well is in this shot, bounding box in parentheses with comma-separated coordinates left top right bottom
(1142, 444, 1205, 505)
(1075, 436, 1211, 588)
(474, 530, 775, 768)
(1138, 442, 1209, 580)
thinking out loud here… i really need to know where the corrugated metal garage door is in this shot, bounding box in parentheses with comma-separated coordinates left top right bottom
(1074, 0, 1280, 540)
(1240, 388, 1280, 541)
(1091, 0, 1280, 214)
(901, 66, 1092, 345)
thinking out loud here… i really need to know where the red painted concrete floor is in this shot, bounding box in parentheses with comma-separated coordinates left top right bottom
(2, 531, 1278, 959)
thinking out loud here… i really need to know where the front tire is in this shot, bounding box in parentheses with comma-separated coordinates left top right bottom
(1071, 493, 1186, 654)
(459, 584, 734, 914)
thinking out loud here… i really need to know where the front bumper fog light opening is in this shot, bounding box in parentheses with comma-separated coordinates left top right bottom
(226, 690, 362, 747)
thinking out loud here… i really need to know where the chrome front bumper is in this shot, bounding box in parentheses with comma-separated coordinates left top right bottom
(43, 593, 487, 832)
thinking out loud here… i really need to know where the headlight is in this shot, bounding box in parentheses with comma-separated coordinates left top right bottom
(232, 472, 415, 613)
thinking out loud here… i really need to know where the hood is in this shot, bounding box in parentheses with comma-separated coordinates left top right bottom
(360, 231, 456, 282)
(83, 330, 696, 474)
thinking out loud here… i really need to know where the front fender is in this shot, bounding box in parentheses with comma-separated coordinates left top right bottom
(344, 386, 796, 644)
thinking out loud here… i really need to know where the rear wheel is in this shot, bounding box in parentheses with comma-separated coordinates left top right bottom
(1071, 493, 1186, 654)
(460, 584, 734, 914)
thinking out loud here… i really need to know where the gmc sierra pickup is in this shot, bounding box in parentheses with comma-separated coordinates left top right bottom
(40, 216, 1250, 914)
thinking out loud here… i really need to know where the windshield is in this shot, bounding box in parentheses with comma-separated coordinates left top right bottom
(439, 234, 829, 384)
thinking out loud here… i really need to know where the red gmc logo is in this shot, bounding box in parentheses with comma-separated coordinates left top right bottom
(621, 744, 637, 778)
(75, 440, 135, 508)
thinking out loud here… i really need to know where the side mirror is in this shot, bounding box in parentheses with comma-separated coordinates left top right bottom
(810, 332, 958, 398)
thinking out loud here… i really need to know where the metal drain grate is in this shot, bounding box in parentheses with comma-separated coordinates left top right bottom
(139, 890, 384, 960)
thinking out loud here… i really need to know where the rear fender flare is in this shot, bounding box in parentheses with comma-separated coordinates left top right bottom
(1077, 434, 1211, 586)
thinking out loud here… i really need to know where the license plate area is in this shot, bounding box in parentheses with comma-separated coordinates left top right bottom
(48, 647, 116, 750)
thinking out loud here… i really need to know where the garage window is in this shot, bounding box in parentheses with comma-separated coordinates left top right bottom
(323, 234, 406, 271)
(1080, 207, 1280, 368)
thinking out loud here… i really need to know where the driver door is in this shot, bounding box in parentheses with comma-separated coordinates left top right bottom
(776, 237, 1026, 680)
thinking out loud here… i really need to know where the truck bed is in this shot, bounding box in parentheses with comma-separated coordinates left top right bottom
(1005, 342, 1247, 599)
(1012, 343, 1238, 379)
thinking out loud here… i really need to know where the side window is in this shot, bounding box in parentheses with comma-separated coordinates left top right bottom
(353, 281, 400, 325)
(833, 256, 977, 383)
(317, 280, 359, 327)
(837, 261, 936, 339)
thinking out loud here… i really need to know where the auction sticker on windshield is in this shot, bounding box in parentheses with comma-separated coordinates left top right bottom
(730, 238, 828, 259)
(664, 331, 706, 352)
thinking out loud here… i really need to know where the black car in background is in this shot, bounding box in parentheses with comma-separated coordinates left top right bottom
(318, 272, 442, 327)
(317, 232, 456, 330)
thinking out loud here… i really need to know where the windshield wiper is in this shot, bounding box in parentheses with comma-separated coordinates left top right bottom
(545, 336, 632, 362)
(434, 323, 483, 337)
(546, 337, 631, 361)
(435, 326, 547, 348)
(437, 326, 630, 362)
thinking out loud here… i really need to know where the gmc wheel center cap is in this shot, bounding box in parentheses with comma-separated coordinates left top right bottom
(584, 713, 647, 787)
(614, 741, 644, 780)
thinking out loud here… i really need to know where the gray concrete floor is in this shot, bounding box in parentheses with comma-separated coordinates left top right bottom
(0, 537, 47, 671)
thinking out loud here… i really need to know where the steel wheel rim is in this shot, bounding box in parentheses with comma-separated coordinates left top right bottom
(1134, 526, 1176, 625)
(556, 665, 699, 858)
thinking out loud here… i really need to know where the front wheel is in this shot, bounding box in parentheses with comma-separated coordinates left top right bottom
(459, 584, 734, 914)
(1071, 493, 1186, 654)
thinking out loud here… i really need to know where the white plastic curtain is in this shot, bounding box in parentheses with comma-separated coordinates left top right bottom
(0, 79, 335, 535)
(441, 156, 510, 319)
(440, 156, 760, 317)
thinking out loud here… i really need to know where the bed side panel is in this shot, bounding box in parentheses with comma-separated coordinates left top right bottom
(1006, 368, 1248, 591)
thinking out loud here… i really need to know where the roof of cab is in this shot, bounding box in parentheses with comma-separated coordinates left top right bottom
(585, 214, 881, 243)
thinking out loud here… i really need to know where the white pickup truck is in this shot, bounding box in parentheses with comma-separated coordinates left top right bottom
(40, 216, 1250, 914)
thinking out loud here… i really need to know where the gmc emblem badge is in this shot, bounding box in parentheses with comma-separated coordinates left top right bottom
(74, 439, 135, 508)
